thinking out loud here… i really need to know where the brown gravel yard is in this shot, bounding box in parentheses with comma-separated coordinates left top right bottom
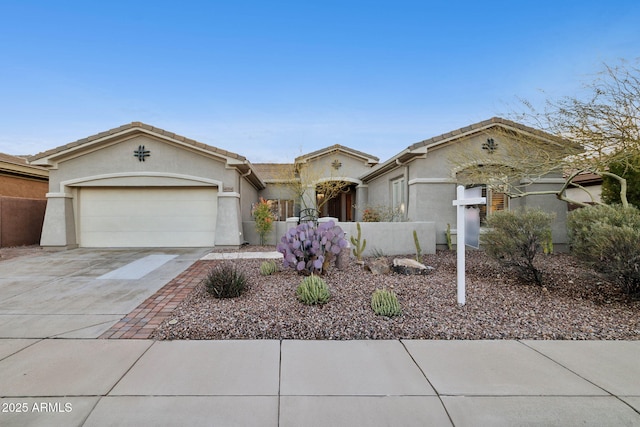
(151, 248, 640, 340)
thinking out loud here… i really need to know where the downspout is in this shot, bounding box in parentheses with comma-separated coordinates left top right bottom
(395, 159, 409, 220)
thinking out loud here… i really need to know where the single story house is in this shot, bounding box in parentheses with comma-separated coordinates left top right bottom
(28, 117, 571, 249)
(0, 153, 49, 247)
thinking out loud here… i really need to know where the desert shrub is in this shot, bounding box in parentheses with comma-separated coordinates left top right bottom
(277, 220, 348, 275)
(252, 198, 275, 245)
(568, 204, 640, 295)
(204, 263, 248, 298)
(260, 260, 278, 276)
(481, 209, 555, 285)
(360, 205, 405, 222)
(371, 288, 402, 317)
(296, 275, 330, 305)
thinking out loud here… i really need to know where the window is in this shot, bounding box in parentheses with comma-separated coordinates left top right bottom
(266, 199, 294, 220)
(392, 177, 406, 214)
(479, 186, 509, 225)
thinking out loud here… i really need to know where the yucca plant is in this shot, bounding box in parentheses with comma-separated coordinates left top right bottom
(371, 288, 402, 317)
(204, 263, 248, 298)
(296, 274, 330, 305)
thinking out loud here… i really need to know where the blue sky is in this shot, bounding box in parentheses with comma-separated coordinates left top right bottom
(1, 1, 639, 163)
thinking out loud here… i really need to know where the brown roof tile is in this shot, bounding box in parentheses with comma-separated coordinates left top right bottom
(28, 122, 248, 163)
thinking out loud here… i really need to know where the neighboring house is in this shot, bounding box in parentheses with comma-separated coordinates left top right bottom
(29, 117, 571, 249)
(0, 153, 49, 247)
(565, 172, 603, 209)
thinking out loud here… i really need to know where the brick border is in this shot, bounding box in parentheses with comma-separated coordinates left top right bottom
(100, 260, 215, 339)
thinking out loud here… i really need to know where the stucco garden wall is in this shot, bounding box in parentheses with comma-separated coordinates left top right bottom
(243, 220, 436, 256)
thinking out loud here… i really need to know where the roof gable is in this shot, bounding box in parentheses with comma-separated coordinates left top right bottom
(294, 144, 379, 166)
(360, 117, 571, 181)
(27, 122, 264, 188)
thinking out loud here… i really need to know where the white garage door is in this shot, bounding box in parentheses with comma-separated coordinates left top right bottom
(79, 187, 217, 247)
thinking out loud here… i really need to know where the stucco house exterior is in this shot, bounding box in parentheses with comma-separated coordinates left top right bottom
(28, 122, 264, 248)
(29, 117, 571, 249)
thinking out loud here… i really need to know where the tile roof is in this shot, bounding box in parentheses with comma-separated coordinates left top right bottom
(408, 117, 566, 151)
(0, 152, 48, 178)
(294, 144, 379, 164)
(28, 122, 248, 162)
(252, 163, 295, 181)
(360, 117, 571, 181)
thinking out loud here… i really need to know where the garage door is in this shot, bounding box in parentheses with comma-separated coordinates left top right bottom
(79, 187, 217, 247)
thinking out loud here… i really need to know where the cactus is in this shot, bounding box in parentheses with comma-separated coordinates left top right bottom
(260, 260, 277, 276)
(350, 222, 367, 262)
(371, 288, 402, 317)
(296, 274, 330, 305)
(413, 230, 422, 262)
(277, 220, 348, 275)
(446, 223, 453, 251)
(542, 229, 554, 255)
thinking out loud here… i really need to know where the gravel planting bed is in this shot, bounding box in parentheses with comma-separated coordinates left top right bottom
(151, 249, 640, 340)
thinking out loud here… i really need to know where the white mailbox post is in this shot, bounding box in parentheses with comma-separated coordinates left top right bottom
(452, 185, 486, 305)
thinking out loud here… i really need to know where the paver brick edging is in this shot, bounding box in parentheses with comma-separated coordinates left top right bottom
(100, 260, 216, 339)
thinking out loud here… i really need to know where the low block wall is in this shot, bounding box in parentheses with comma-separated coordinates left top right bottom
(243, 220, 436, 256)
(0, 196, 46, 247)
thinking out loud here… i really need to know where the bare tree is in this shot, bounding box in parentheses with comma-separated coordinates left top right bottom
(454, 61, 640, 207)
(269, 159, 351, 214)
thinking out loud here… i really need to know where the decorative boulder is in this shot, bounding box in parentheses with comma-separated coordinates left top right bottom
(335, 247, 350, 270)
(365, 258, 391, 275)
(392, 258, 434, 275)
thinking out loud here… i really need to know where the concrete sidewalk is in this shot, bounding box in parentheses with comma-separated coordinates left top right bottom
(0, 339, 639, 426)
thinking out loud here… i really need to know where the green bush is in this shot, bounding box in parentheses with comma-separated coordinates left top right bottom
(204, 263, 248, 298)
(260, 260, 278, 276)
(371, 288, 402, 317)
(481, 209, 555, 285)
(296, 275, 330, 305)
(568, 204, 640, 295)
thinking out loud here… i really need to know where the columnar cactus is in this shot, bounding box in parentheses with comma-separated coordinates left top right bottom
(350, 222, 366, 262)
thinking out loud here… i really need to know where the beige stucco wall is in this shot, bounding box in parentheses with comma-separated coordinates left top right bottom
(363, 130, 570, 247)
(46, 134, 238, 193)
(40, 133, 257, 248)
(300, 151, 374, 181)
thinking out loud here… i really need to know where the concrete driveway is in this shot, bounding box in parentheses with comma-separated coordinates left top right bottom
(0, 248, 210, 338)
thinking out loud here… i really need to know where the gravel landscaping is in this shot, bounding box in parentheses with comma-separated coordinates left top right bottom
(151, 247, 640, 340)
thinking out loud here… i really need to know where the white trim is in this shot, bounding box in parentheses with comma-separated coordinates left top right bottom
(408, 178, 456, 185)
(313, 176, 363, 186)
(46, 192, 73, 199)
(60, 172, 222, 192)
(218, 192, 241, 198)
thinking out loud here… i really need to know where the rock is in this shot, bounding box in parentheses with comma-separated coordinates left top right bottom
(365, 257, 391, 275)
(392, 258, 434, 275)
(335, 247, 350, 270)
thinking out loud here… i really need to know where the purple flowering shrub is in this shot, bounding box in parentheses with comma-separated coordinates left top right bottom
(276, 220, 348, 275)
